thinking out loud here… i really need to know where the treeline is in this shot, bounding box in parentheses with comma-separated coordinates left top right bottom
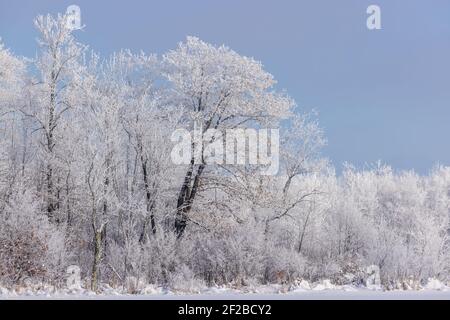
(0, 14, 448, 292)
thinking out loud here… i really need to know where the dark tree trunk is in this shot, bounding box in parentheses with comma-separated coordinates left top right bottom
(138, 155, 157, 244)
(91, 226, 104, 292)
(174, 163, 205, 238)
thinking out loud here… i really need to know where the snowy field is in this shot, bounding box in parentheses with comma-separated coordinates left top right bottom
(95, 291, 450, 300)
(2, 282, 450, 300)
(3, 290, 450, 300)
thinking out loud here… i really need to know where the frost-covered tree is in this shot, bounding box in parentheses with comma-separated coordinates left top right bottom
(22, 14, 86, 221)
(163, 37, 293, 237)
(0, 40, 26, 214)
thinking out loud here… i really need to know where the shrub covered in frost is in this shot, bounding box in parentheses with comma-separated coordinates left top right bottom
(0, 192, 66, 286)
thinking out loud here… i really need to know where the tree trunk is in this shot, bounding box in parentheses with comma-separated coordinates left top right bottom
(91, 227, 103, 292)
(46, 75, 56, 220)
(138, 151, 156, 244)
(174, 163, 205, 238)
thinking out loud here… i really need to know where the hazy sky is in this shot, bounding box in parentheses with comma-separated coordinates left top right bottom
(1, 0, 449, 173)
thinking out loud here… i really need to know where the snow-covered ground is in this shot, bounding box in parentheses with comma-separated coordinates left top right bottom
(2, 279, 450, 300)
(3, 290, 450, 300)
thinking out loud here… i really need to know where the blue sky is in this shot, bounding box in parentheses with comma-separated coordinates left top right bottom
(1, 0, 450, 173)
